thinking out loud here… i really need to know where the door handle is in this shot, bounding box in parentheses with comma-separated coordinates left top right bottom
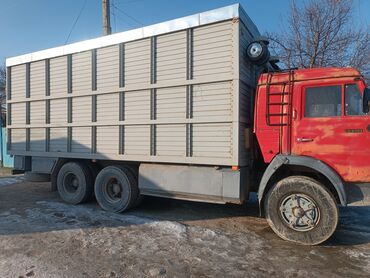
(367, 125, 370, 132)
(297, 137, 314, 143)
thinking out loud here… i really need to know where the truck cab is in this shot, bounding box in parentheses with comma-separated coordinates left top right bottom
(254, 67, 370, 244)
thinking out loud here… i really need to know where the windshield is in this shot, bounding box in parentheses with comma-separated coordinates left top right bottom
(364, 87, 370, 114)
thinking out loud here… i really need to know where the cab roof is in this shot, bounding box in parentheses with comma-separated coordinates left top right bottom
(259, 67, 362, 85)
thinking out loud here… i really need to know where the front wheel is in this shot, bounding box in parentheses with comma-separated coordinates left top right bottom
(264, 176, 338, 245)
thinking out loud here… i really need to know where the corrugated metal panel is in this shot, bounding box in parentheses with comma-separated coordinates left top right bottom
(72, 127, 91, 153)
(96, 126, 119, 154)
(50, 98, 68, 124)
(72, 51, 91, 94)
(192, 123, 232, 158)
(30, 128, 45, 152)
(239, 125, 250, 166)
(50, 56, 68, 95)
(125, 39, 150, 86)
(96, 45, 119, 91)
(156, 86, 186, 120)
(30, 61, 45, 98)
(239, 22, 254, 86)
(96, 93, 119, 122)
(11, 129, 26, 151)
(11, 64, 26, 100)
(125, 90, 150, 121)
(238, 21, 255, 166)
(7, 18, 251, 167)
(10, 102, 26, 125)
(192, 82, 232, 121)
(30, 101, 45, 124)
(156, 124, 186, 156)
(125, 125, 150, 155)
(156, 31, 187, 83)
(73, 96, 91, 123)
(50, 128, 67, 152)
(193, 21, 233, 80)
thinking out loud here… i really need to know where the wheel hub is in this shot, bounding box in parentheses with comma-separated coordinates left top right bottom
(112, 183, 121, 195)
(279, 194, 320, 232)
(292, 206, 305, 218)
(72, 178, 79, 188)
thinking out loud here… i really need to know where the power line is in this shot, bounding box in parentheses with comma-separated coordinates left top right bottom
(111, 8, 138, 29)
(111, 2, 143, 27)
(65, 0, 88, 44)
(120, 0, 146, 4)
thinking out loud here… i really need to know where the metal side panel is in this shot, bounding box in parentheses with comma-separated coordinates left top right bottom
(156, 86, 186, 121)
(50, 98, 68, 124)
(96, 45, 119, 92)
(192, 21, 234, 80)
(49, 128, 67, 153)
(124, 90, 150, 121)
(71, 127, 91, 154)
(192, 123, 232, 159)
(50, 56, 68, 96)
(10, 64, 26, 100)
(156, 30, 187, 83)
(139, 163, 242, 204)
(125, 39, 151, 86)
(96, 93, 119, 123)
(124, 125, 150, 156)
(72, 51, 91, 95)
(30, 100, 45, 125)
(192, 82, 232, 121)
(10, 102, 26, 126)
(238, 81, 254, 166)
(156, 124, 186, 157)
(239, 19, 256, 87)
(96, 126, 119, 155)
(29, 128, 45, 152)
(30, 60, 46, 99)
(6, 16, 252, 167)
(10, 129, 26, 151)
(72, 96, 91, 124)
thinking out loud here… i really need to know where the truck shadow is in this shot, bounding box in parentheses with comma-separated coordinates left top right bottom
(0, 181, 369, 247)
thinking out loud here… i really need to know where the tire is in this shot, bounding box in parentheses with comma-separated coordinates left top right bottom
(24, 172, 51, 182)
(57, 162, 94, 205)
(264, 176, 339, 245)
(246, 41, 270, 66)
(119, 165, 143, 209)
(94, 165, 139, 212)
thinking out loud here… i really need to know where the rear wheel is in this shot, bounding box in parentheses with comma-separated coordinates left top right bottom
(57, 162, 94, 204)
(265, 176, 338, 245)
(94, 165, 138, 212)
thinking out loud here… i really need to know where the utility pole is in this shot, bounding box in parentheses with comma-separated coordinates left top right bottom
(103, 0, 112, 35)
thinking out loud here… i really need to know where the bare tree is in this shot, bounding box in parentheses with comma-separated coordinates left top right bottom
(268, 0, 370, 82)
(0, 65, 5, 93)
(0, 65, 6, 126)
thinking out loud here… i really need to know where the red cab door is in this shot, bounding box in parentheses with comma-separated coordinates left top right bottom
(291, 81, 370, 183)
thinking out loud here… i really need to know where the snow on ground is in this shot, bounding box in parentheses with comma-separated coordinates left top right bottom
(0, 176, 24, 188)
(0, 179, 369, 277)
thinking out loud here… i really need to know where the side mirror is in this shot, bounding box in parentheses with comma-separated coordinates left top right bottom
(363, 88, 370, 114)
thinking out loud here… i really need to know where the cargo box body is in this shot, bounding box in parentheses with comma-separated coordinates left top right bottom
(6, 4, 260, 168)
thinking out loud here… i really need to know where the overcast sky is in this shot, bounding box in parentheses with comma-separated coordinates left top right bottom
(1, 0, 369, 63)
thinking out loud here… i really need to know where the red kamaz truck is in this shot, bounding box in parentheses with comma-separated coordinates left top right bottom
(6, 4, 370, 245)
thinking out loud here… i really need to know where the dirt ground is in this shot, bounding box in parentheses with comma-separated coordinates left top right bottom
(0, 177, 369, 278)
